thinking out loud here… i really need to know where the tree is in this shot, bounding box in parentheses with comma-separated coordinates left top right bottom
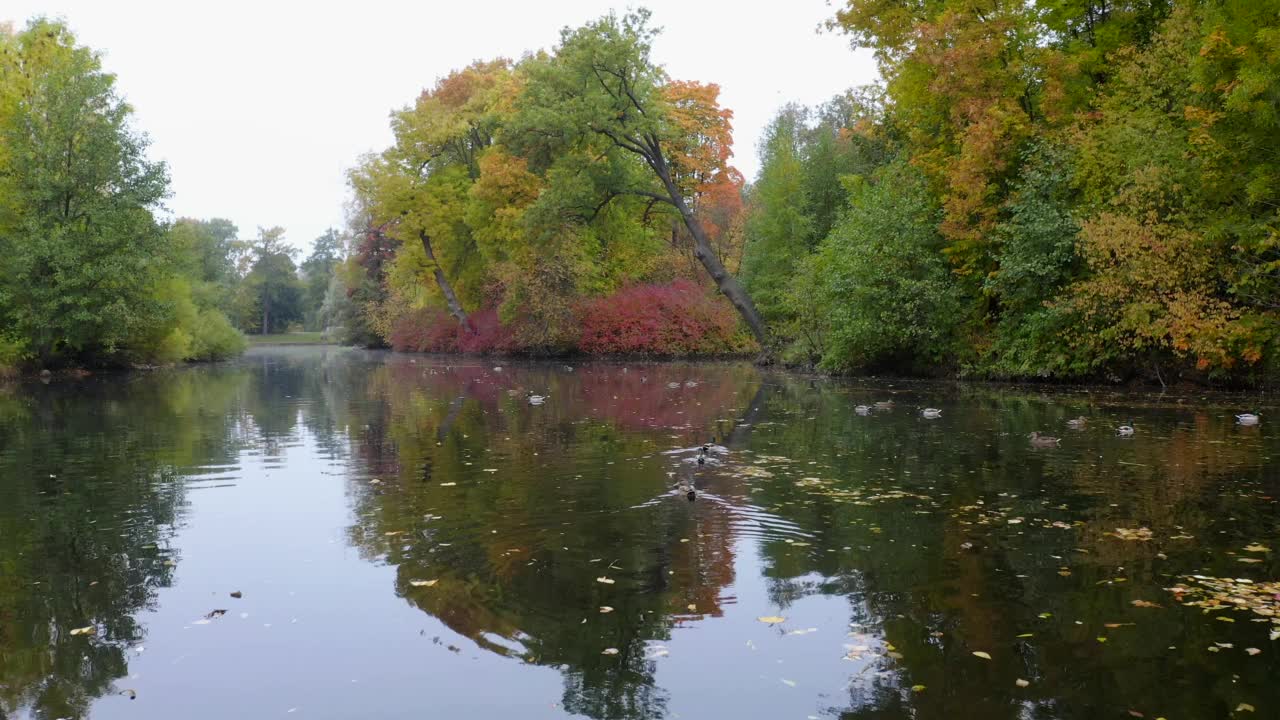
(242, 227, 303, 335)
(0, 19, 170, 365)
(302, 228, 342, 330)
(509, 10, 769, 347)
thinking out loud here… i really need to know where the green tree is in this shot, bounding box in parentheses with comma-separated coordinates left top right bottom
(241, 226, 303, 334)
(302, 228, 342, 330)
(0, 19, 170, 365)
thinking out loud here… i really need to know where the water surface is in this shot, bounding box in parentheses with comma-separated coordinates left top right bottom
(1, 347, 1278, 719)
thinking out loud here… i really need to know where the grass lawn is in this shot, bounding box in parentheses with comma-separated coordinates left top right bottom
(247, 332, 334, 346)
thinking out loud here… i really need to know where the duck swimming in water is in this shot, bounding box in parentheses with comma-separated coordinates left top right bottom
(1029, 431, 1060, 448)
(855, 405, 872, 416)
(1066, 416, 1088, 429)
(1117, 421, 1135, 436)
(1236, 412, 1261, 426)
(526, 391, 548, 406)
(921, 408, 942, 419)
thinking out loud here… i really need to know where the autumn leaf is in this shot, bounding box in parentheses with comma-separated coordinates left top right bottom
(600, 606, 614, 613)
(757, 616, 786, 624)
(69, 626, 96, 636)
(1016, 679, 1030, 688)
(911, 684, 926, 692)
(972, 651, 992, 660)
(601, 648, 619, 655)
(596, 577, 615, 584)
(409, 579, 437, 587)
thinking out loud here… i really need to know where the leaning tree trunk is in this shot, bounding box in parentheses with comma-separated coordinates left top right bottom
(655, 165, 769, 349)
(419, 231, 472, 333)
(261, 292, 270, 335)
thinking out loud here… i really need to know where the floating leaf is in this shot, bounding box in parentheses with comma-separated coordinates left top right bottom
(1097, 637, 1108, 643)
(757, 616, 786, 624)
(972, 651, 992, 660)
(439, 482, 457, 487)
(1016, 633, 1034, 638)
(1244, 545, 1271, 553)
(1238, 558, 1263, 564)
(1015, 679, 1030, 688)
(687, 604, 697, 612)
(780, 679, 797, 687)
(230, 591, 243, 599)
(1131, 600, 1162, 609)
(69, 626, 95, 636)
(601, 648, 619, 655)
(911, 684, 926, 692)
(1236, 703, 1254, 713)
(1038, 613, 1052, 619)
(600, 606, 614, 613)
(409, 579, 437, 587)
(596, 577, 615, 585)
(1246, 647, 1261, 656)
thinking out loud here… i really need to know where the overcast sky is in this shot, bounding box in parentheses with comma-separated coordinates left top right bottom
(6, 1, 877, 253)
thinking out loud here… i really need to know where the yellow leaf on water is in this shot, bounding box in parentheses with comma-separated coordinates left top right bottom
(1245, 647, 1261, 656)
(1237, 558, 1263, 564)
(757, 616, 786, 624)
(687, 604, 697, 612)
(1016, 679, 1030, 688)
(1131, 600, 1163, 609)
(1243, 544, 1270, 553)
(1235, 703, 1254, 713)
(601, 648, 619, 655)
(972, 651, 992, 660)
(911, 684, 926, 692)
(1216, 616, 1236, 623)
(1038, 613, 1052, 619)
(1016, 633, 1034, 638)
(69, 626, 96, 636)
(600, 606, 614, 613)
(780, 679, 797, 687)
(409, 579, 437, 587)
(439, 482, 457, 487)
(596, 577, 615, 585)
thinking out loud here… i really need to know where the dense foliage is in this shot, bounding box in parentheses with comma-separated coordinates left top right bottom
(0, 19, 356, 371)
(0, 20, 248, 369)
(336, 11, 754, 358)
(742, 0, 1280, 383)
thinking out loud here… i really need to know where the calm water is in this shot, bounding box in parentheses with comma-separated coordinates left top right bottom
(2, 347, 1278, 719)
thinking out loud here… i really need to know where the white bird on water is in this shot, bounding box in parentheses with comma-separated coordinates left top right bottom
(1117, 421, 1135, 436)
(527, 391, 548, 406)
(1236, 413, 1261, 426)
(921, 408, 942, 419)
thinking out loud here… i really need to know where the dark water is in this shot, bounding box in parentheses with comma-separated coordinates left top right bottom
(2, 347, 1278, 719)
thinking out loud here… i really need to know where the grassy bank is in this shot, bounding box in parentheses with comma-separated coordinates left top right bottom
(248, 332, 333, 346)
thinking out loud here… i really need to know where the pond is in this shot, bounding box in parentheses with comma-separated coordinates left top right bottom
(1, 347, 1278, 719)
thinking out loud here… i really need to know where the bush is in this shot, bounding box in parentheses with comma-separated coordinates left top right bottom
(389, 308, 460, 353)
(188, 309, 248, 360)
(577, 281, 748, 357)
(0, 332, 27, 376)
(814, 161, 961, 372)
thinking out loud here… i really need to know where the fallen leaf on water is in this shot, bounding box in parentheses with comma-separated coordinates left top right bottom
(1131, 600, 1162, 609)
(757, 616, 786, 624)
(69, 626, 95, 636)
(409, 580, 437, 587)
(1246, 647, 1261, 656)
(1236, 703, 1254, 713)
(972, 651, 992, 660)
(687, 604, 697, 612)
(911, 684, 926, 692)
(1038, 613, 1052, 619)
(596, 577, 615, 585)
(230, 591, 243, 599)
(600, 606, 614, 613)
(780, 679, 797, 687)
(1104, 623, 1134, 629)
(1128, 711, 1144, 718)
(787, 628, 818, 636)
(601, 648, 619, 655)
(439, 482, 457, 487)
(1016, 633, 1034, 638)
(1238, 558, 1263, 564)
(1270, 630, 1279, 641)
(1244, 544, 1271, 553)
(1015, 679, 1030, 688)
(206, 609, 227, 620)
(1216, 616, 1236, 623)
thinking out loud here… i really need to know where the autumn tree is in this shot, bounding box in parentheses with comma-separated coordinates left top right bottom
(508, 10, 769, 348)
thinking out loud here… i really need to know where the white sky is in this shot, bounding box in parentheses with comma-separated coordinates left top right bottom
(6, 1, 877, 253)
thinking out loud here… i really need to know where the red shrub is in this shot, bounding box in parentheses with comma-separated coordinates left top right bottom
(389, 308, 459, 353)
(577, 281, 746, 357)
(455, 309, 518, 354)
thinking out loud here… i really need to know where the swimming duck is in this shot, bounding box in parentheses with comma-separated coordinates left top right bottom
(855, 405, 872, 416)
(921, 408, 942, 419)
(1029, 431, 1060, 448)
(675, 478, 696, 501)
(527, 391, 548, 406)
(1117, 421, 1135, 436)
(1066, 416, 1088, 429)
(874, 401, 895, 410)
(1236, 412, 1261, 426)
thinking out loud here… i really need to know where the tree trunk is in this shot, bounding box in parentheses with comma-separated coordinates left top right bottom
(657, 170, 769, 350)
(419, 231, 472, 333)
(262, 292, 270, 335)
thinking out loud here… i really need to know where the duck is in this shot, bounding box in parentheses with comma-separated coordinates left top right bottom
(855, 405, 872, 416)
(526, 391, 548, 406)
(874, 400, 895, 410)
(921, 408, 942, 419)
(1066, 416, 1088, 429)
(1029, 431, 1060, 448)
(1117, 421, 1135, 436)
(1236, 412, 1261, 426)
(675, 478, 696, 501)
